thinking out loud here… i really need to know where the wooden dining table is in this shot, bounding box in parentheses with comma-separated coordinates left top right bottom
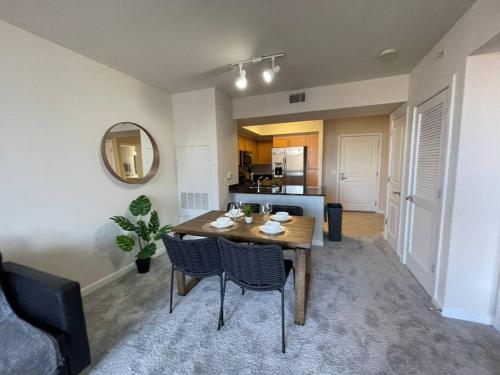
(171, 210, 315, 326)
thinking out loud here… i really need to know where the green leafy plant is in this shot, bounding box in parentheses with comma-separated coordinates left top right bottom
(243, 204, 253, 217)
(272, 177, 283, 187)
(110, 195, 172, 259)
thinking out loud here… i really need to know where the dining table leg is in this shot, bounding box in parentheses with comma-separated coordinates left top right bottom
(294, 248, 311, 325)
(173, 232, 200, 296)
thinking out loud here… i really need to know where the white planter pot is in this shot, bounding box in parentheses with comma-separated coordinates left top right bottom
(244, 216, 253, 224)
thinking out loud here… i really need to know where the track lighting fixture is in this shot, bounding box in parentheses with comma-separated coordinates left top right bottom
(231, 52, 285, 90)
(235, 64, 247, 90)
(262, 56, 280, 83)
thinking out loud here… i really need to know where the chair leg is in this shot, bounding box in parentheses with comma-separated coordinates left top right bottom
(292, 266, 296, 290)
(169, 266, 175, 313)
(218, 275, 227, 330)
(281, 289, 285, 353)
(218, 273, 224, 330)
(241, 287, 245, 295)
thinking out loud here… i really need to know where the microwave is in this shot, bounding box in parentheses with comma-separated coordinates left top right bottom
(239, 150, 252, 166)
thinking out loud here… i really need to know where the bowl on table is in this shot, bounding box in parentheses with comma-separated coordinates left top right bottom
(271, 211, 291, 222)
(259, 220, 284, 234)
(225, 210, 244, 218)
(210, 216, 234, 229)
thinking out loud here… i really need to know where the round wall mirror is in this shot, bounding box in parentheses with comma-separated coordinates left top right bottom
(101, 122, 159, 184)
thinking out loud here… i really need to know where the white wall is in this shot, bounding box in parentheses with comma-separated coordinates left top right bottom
(0, 20, 178, 289)
(215, 89, 238, 208)
(233, 74, 409, 119)
(172, 88, 237, 213)
(441, 52, 500, 324)
(404, 0, 500, 324)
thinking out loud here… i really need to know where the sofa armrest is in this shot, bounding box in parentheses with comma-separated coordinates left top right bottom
(2, 262, 91, 374)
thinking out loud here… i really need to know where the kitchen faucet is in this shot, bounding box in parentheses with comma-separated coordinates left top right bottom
(257, 176, 268, 189)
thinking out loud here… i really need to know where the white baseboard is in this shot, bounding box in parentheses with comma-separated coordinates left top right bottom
(312, 239, 324, 246)
(441, 306, 492, 325)
(81, 246, 166, 297)
(432, 297, 443, 310)
(376, 209, 385, 214)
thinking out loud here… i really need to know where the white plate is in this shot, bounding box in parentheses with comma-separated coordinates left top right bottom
(225, 211, 244, 218)
(270, 214, 291, 222)
(259, 225, 285, 235)
(210, 220, 234, 229)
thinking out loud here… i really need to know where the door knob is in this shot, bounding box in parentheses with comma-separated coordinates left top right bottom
(406, 196, 414, 202)
(340, 173, 348, 181)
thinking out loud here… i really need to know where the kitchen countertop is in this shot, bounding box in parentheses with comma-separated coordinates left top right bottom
(229, 184, 326, 197)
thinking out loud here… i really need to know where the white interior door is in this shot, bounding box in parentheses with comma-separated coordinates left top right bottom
(406, 89, 448, 296)
(385, 114, 406, 252)
(338, 135, 380, 212)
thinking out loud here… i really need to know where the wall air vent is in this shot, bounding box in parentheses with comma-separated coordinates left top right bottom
(289, 92, 306, 103)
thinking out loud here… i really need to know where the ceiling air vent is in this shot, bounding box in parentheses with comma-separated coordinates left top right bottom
(289, 92, 306, 104)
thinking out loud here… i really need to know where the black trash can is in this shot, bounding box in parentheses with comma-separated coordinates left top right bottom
(325, 203, 342, 242)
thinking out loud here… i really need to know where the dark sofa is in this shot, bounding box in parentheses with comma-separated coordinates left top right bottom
(1, 254, 91, 374)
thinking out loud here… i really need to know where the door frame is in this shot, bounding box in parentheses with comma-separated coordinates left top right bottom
(336, 133, 383, 212)
(384, 109, 408, 258)
(401, 78, 457, 306)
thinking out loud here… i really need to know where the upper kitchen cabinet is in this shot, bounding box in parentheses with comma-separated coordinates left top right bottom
(238, 135, 272, 165)
(256, 141, 272, 164)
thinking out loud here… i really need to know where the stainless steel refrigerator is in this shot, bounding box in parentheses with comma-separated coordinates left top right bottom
(272, 147, 307, 194)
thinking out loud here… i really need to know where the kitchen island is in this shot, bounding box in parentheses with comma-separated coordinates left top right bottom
(229, 184, 326, 245)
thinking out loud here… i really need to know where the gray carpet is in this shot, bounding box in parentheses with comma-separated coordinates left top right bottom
(83, 234, 500, 374)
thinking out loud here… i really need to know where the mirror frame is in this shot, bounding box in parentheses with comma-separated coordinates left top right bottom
(100, 122, 160, 184)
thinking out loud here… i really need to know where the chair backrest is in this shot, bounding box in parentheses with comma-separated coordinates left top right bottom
(271, 205, 303, 216)
(217, 238, 286, 291)
(227, 202, 261, 213)
(162, 235, 222, 277)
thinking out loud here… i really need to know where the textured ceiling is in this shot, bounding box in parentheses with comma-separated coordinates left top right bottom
(0, 0, 475, 97)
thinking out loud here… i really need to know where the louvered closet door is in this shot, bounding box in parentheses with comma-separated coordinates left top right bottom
(406, 89, 448, 296)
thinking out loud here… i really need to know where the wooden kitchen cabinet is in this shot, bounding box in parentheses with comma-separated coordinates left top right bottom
(305, 133, 319, 169)
(256, 140, 272, 164)
(238, 135, 272, 164)
(272, 136, 289, 148)
(288, 135, 306, 147)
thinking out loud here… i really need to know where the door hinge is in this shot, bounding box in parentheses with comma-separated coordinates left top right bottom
(437, 189, 442, 199)
(431, 263, 436, 273)
(374, 201, 378, 206)
(384, 218, 388, 225)
(376, 171, 379, 177)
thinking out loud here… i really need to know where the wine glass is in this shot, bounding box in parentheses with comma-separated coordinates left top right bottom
(237, 200, 244, 214)
(229, 203, 239, 218)
(262, 202, 273, 218)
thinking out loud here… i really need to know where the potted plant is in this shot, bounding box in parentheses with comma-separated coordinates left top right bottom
(272, 177, 283, 193)
(110, 195, 172, 273)
(243, 204, 254, 224)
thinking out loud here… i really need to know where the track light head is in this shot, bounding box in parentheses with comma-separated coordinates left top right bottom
(262, 57, 280, 84)
(262, 68, 274, 83)
(235, 64, 247, 90)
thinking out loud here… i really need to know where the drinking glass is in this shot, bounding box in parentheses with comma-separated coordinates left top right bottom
(263, 202, 272, 218)
(238, 200, 244, 214)
(229, 203, 239, 218)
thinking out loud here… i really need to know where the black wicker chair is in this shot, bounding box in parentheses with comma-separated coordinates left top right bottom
(162, 235, 223, 323)
(227, 202, 261, 213)
(271, 205, 304, 216)
(217, 238, 294, 353)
